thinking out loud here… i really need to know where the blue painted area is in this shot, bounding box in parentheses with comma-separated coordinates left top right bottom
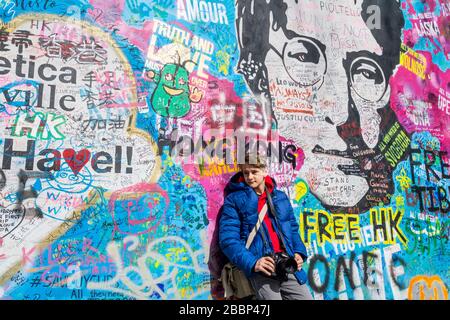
(401, 0, 449, 71)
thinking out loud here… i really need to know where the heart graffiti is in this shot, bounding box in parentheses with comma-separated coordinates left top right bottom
(63, 149, 91, 175)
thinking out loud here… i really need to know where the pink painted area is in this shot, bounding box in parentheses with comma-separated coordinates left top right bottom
(184, 73, 243, 129)
(437, 14, 450, 58)
(390, 49, 450, 153)
(425, 0, 438, 13)
(403, 29, 421, 48)
(179, 75, 242, 242)
(410, 18, 444, 53)
(405, 0, 437, 15)
(88, 0, 154, 52)
(176, 75, 306, 242)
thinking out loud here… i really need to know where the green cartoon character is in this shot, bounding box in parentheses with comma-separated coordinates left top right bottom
(146, 63, 203, 118)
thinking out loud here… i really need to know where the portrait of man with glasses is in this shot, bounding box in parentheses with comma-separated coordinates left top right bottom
(235, 0, 411, 214)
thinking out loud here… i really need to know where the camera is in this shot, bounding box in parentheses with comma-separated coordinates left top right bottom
(266, 252, 297, 281)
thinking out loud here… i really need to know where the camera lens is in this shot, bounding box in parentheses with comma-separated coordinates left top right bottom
(283, 258, 297, 274)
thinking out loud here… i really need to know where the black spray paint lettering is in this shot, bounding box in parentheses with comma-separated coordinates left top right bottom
(0, 169, 54, 236)
(16, 169, 54, 218)
(409, 148, 450, 213)
(389, 255, 407, 290)
(409, 149, 450, 184)
(0, 168, 5, 191)
(370, 207, 408, 245)
(307, 254, 330, 293)
(307, 250, 407, 295)
(1, 139, 133, 174)
(163, 131, 298, 168)
(334, 252, 357, 292)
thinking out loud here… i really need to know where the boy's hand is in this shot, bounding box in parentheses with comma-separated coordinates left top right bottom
(254, 256, 275, 276)
(294, 253, 304, 271)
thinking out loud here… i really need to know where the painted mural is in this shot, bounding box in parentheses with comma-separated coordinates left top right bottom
(0, 0, 448, 300)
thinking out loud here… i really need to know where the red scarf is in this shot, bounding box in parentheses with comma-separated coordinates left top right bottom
(239, 175, 283, 253)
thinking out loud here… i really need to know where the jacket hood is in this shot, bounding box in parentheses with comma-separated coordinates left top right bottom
(224, 172, 277, 197)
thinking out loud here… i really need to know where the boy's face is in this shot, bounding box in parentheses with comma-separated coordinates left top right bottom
(241, 166, 267, 191)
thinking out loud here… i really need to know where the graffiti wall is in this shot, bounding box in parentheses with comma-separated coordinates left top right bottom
(0, 0, 448, 300)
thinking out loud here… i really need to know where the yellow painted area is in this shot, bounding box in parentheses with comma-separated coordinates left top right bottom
(199, 161, 239, 177)
(180, 286, 194, 298)
(396, 168, 411, 191)
(395, 195, 405, 207)
(166, 247, 187, 262)
(300, 209, 362, 246)
(182, 176, 192, 188)
(294, 180, 308, 202)
(400, 44, 427, 80)
(216, 49, 230, 76)
(369, 207, 408, 246)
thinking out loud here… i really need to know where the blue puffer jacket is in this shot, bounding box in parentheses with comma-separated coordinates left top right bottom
(219, 172, 308, 285)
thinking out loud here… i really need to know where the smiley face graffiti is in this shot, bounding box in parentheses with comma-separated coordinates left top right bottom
(147, 63, 203, 118)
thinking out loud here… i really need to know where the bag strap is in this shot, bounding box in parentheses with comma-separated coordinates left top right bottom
(265, 186, 291, 252)
(245, 203, 268, 249)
